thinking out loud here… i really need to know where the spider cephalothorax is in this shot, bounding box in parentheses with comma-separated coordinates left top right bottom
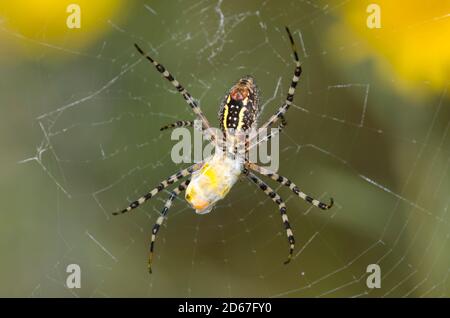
(219, 76, 259, 134)
(117, 27, 334, 273)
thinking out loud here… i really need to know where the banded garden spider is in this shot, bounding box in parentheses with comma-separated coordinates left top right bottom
(114, 27, 334, 273)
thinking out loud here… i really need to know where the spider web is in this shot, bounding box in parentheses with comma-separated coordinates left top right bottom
(4, 0, 450, 297)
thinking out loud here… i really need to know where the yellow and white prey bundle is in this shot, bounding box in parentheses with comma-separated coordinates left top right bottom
(185, 154, 243, 214)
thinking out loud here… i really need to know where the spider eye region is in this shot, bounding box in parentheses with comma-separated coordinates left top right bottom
(230, 89, 247, 101)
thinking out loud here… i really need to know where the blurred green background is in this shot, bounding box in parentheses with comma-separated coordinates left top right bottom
(0, 0, 449, 297)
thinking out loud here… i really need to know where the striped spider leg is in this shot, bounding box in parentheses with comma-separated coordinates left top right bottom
(134, 43, 217, 143)
(159, 120, 216, 145)
(243, 163, 332, 265)
(259, 27, 301, 131)
(269, 114, 287, 137)
(114, 162, 203, 273)
(113, 162, 203, 215)
(250, 27, 301, 147)
(160, 120, 194, 131)
(148, 179, 190, 273)
(246, 162, 334, 210)
(243, 169, 295, 264)
(253, 114, 287, 145)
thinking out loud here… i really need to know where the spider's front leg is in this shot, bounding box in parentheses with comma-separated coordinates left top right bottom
(134, 43, 216, 142)
(159, 120, 194, 131)
(264, 114, 287, 142)
(113, 162, 203, 215)
(243, 169, 295, 264)
(159, 120, 217, 145)
(256, 27, 301, 136)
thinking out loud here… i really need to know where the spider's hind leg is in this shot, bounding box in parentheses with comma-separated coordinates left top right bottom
(247, 163, 334, 210)
(113, 162, 202, 215)
(148, 179, 190, 273)
(244, 169, 295, 264)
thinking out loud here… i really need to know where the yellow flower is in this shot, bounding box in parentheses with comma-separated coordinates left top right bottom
(0, 0, 128, 60)
(331, 0, 449, 93)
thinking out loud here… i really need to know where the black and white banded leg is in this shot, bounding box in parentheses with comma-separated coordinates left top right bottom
(244, 169, 295, 264)
(159, 120, 215, 144)
(160, 120, 194, 131)
(266, 115, 287, 141)
(258, 27, 301, 133)
(148, 179, 190, 273)
(247, 117, 286, 154)
(134, 44, 215, 140)
(247, 163, 334, 210)
(113, 162, 203, 215)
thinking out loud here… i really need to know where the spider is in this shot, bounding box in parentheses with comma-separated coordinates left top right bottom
(114, 27, 334, 273)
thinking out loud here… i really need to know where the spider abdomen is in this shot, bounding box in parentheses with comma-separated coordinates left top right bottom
(185, 154, 242, 214)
